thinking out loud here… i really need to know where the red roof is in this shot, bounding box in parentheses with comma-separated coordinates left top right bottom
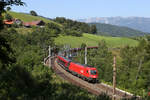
(23, 20, 44, 26)
(4, 19, 45, 27)
(3, 20, 14, 25)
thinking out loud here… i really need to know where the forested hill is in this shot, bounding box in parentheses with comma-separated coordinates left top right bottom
(78, 17, 150, 33)
(89, 23, 148, 37)
(7, 12, 97, 36)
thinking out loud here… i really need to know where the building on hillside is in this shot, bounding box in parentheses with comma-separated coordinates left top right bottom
(3, 20, 13, 27)
(4, 19, 22, 27)
(4, 19, 45, 28)
(23, 20, 45, 28)
(14, 19, 22, 25)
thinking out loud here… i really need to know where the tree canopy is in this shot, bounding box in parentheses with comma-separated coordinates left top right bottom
(0, 0, 24, 29)
(54, 17, 97, 35)
(0, 0, 24, 15)
(30, 10, 38, 16)
(5, 13, 13, 21)
(6, 6, 11, 11)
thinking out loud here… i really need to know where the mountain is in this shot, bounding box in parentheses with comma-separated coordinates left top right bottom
(89, 23, 148, 37)
(78, 17, 150, 33)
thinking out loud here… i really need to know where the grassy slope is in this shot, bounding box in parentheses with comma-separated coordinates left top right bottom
(7, 11, 61, 26)
(6, 11, 62, 34)
(55, 33, 139, 48)
(7, 11, 138, 48)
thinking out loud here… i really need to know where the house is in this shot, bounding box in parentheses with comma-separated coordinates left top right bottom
(4, 19, 22, 27)
(14, 19, 22, 25)
(23, 20, 45, 27)
(3, 20, 13, 27)
(4, 19, 45, 28)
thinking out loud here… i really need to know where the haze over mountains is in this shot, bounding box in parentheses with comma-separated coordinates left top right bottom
(78, 17, 150, 33)
(89, 23, 147, 37)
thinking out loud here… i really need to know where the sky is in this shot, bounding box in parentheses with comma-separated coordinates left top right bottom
(11, 0, 150, 19)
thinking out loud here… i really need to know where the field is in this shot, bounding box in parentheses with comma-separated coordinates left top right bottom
(55, 33, 139, 48)
(6, 11, 61, 26)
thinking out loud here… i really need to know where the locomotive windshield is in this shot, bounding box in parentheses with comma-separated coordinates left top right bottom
(90, 70, 97, 75)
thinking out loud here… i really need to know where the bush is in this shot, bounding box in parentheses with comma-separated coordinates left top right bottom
(6, 7, 11, 11)
(5, 13, 13, 21)
(30, 10, 38, 16)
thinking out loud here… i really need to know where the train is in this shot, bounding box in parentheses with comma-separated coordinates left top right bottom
(56, 55, 98, 82)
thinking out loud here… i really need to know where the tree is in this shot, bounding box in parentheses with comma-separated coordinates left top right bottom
(81, 43, 86, 49)
(30, 10, 38, 16)
(6, 6, 11, 11)
(53, 17, 92, 34)
(0, 32, 14, 68)
(5, 13, 13, 21)
(0, 0, 24, 29)
(90, 25, 97, 34)
(0, 15, 3, 30)
(96, 93, 111, 100)
(0, 0, 24, 16)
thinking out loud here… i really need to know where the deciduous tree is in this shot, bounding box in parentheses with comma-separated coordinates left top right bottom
(0, 0, 24, 29)
(6, 6, 11, 11)
(5, 13, 12, 21)
(30, 10, 38, 16)
(90, 24, 97, 34)
(0, 0, 24, 16)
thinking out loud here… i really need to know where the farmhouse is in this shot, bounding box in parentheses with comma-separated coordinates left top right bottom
(3, 20, 14, 27)
(23, 20, 45, 27)
(4, 19, 45, 28)
(4, 19, 22, 26)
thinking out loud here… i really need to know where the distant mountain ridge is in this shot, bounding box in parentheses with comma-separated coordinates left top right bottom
(78, 17, 150, 33)
(89, 23, 148, 37)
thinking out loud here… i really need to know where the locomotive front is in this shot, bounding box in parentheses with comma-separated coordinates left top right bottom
(88, 68, 98, 82)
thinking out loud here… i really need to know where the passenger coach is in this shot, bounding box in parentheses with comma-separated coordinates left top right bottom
(57, 56, 98, 82)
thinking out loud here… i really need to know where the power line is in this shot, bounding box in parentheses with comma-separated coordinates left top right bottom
(113, 56, 116, 100)
(49, 45, 51, 68)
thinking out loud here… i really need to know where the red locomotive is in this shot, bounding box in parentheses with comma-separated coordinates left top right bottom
(148, 92, 150, 96)
(57, 55, 98, 82)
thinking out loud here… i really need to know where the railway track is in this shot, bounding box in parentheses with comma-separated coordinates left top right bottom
(48, 58, 140, 100)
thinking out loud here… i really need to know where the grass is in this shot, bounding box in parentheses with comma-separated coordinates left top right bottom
(15, 28, 33, 35)
(5, 11, 62, 26)
(55, 33, 139, 48)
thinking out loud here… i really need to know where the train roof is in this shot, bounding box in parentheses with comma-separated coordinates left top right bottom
(83, 64, 94, 68)
(70, 46, 98, 51)
(58, 55, 95, 68)
(75, 63, 94, 68)
(59, 56, 72, 62)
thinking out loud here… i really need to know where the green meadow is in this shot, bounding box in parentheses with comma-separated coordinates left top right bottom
(6, 11, 61, 26)
(55, 33, 139, 48)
